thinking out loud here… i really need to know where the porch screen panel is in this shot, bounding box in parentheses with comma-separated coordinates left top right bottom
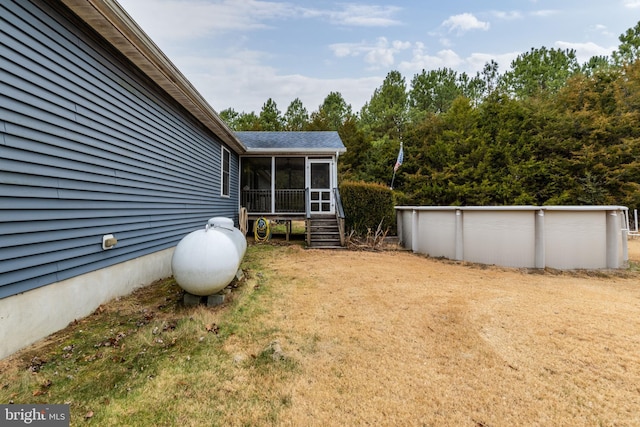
(241, 157, 271, 212)
(275, 158, 305, 213)
(311, 163, 330, 188)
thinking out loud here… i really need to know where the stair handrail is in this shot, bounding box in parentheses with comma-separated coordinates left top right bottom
(305, 187, 311, 246)
(333, 187, 346, 246)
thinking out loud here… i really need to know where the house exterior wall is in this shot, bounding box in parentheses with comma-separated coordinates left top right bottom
(1, 1, 239, 304)
(396, 206, 629, 270)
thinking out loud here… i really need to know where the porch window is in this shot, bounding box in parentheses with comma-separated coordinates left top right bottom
(241, 157, 306, 214)
(241, 157, 271, 212)
(275, 158, 305, 212)
(221, 147, 230, 197)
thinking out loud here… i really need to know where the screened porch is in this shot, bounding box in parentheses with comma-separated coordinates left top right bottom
(240, 156, 336, 216)
(241, 157, 306, 215)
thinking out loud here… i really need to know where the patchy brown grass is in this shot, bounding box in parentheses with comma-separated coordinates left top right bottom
(259, 238, 640, 426)
(1, 239, 639, 426)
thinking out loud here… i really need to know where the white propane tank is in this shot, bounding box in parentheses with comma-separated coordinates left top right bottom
(171, 217, 247, 296)
(207, 217, 247, 259)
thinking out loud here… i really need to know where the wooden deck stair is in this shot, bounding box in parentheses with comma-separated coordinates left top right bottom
(307, 215, 344, 249)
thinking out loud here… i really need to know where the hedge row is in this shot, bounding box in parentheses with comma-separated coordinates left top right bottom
(339, 181, 396, 236)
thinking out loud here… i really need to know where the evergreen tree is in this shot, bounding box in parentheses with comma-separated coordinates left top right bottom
(458, 71, 486, 107)
(581, 55, 613, 76)
(320, 92, 353, 130)
(305, 110, 331, 131)
(409, 68, 462, 118)
(283, 98, 309, 131)
(502, 47, 580, 99)
(219, 108, 240, 130)
(613, 20, 640, 66)
(481, 60, 501, 97)
(337, 116, 370, 180)
(235, 112, 262, 130)
(360, 70, 408, 141)
(259, 98, 283, 131)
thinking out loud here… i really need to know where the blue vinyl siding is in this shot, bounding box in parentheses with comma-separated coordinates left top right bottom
(0, 1, 240, 299)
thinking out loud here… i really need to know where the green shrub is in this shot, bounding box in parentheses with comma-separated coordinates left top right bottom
(339, 181, 396, 236)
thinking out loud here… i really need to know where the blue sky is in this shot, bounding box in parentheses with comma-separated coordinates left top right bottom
(117, 0, 640, 115)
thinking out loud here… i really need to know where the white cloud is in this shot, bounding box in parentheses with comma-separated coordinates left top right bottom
(116, 0, 627, 117)
(331, 44, 357, 58)
(119, 0, 403, 48)
(529, 9, 559, 17)
(398, 43, 519, 76)
(442, 13, 490, 35)
(329, 37, 412, 69)
(554, 41, 616, 63)
(117, 0, 403, 112)
(393, 40, 412, 50)
(492, 10, 523, 20)
(172, 49, 382, 113)
(329, 42, 364, 58)
(364, 48, 395, 68)
(439, 37, 453, 48)
(466, 52, 520, 74)
(591, 24, 614, 38)
(118, 0, 296, 45)
(303, 4, 403, 27)
(398, 43, 463, 72)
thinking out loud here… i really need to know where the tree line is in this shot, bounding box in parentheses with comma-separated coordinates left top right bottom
(220, 22, 640, 210)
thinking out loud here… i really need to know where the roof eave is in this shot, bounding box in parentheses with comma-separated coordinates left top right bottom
(59, 0, 246, 154)
(243, 148, 347, 156)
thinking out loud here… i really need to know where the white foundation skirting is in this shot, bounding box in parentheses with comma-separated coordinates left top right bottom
(0, 248, 175, 360)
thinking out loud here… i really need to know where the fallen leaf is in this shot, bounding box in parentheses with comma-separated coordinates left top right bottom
(28, 356, 46, 372)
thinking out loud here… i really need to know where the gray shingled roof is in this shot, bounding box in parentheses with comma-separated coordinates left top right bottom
(235, 131, 346, 153)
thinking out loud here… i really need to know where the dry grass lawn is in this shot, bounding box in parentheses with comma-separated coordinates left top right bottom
(254, 238, 640, 426)
(1, 238, 639, 426)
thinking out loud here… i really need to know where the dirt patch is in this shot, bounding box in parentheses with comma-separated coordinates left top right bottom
(259, 239, 640, 426)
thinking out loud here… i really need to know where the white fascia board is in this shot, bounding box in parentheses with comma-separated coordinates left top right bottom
(243, 148, 346, 155)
